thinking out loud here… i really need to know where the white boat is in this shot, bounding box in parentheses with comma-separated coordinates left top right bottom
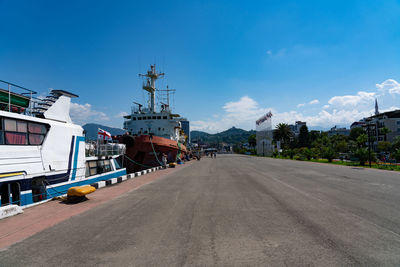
(0, 80, 126, 208)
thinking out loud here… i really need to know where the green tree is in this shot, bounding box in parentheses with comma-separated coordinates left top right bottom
(356, 134, 368, 148)
(349, 127, 364, 141)
(322, 146, 336, 162)
(298, 125, 310, 148)
(353, 148, 376, 166)
(392, 136, 400, 152)
(309, 130, 321, 143)
(301, 147, 313, 160)
(248, 134, 256, 148)
(274, 123, 293, 149)
(392, 149, 400, 162)
(377, 141, 391, 153)
(380, 127, 391, 141)
(353, 148, 369, 166)
(335, 140, 348, 153)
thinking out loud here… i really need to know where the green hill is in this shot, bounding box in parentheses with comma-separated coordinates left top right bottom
(191, 127, 255, 144)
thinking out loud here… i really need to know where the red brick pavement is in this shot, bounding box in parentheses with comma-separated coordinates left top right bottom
(0, 162, 193, 250)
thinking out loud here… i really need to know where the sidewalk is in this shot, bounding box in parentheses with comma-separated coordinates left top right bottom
(0, 162, 193, 250)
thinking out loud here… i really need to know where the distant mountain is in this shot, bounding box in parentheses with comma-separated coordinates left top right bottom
(83, 123, 125, 140)
(191, 127, 255, 144)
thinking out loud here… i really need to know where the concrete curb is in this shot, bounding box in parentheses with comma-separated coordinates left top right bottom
(90, 166, 163, 190)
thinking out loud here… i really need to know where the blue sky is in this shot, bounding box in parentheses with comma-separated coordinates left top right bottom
(1, 0, 400, 133)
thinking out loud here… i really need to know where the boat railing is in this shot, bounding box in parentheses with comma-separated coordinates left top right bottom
(0, 79, 41, 116)
(86, 141, 126, 157)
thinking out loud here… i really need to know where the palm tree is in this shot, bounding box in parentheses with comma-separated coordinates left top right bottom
(380, 127, 391, 141)
(274, 123, 293, 149)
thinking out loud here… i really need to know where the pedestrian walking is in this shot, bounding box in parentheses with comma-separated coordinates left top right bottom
(162, 153, 167, 168)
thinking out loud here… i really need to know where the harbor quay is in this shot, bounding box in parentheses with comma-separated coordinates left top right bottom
(2, 154, 400, 266)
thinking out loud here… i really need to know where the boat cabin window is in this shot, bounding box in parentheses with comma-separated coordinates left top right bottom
(163, 116, 167, 119)
(31, 177, 46, 203)
(132, 117, 136, 121)
(152, 116, 156, 119)
(157, 116, 161, 119)
(138, 117, 142, 120)
(0, 117, 48, 145)
(0, 182, 21, 206)
(85, 160, 112, 177)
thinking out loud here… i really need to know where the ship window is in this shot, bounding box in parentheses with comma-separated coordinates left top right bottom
(163, 116, 167, 119)
(1, 182, 21, 206)
(4, 119, 16, 131)
(28, 122, 46, 134)
(89, 161, 97, 168)
(5, 132, 27, 145)
(29, 134, 44, 145)
(97, 160, 104, 174)
(138, 117, 142, 120)
(88, 161, 97, 175)
(132, 117, 136, 121)
(104, 160, 111, 172)
(31, 177, 46, 203)
(85, 162, 90, 177)
(157, 116, 161, 119)
(16, 121, 27, 133)
(158, 127, 161, 131)
(1, 119, 47, 146)
(152, 116, 156, 119)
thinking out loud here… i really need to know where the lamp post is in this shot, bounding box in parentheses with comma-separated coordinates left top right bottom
(363, 118, 375, 168)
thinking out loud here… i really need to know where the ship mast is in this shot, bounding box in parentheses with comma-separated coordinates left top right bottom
(139, 65, 164, 113)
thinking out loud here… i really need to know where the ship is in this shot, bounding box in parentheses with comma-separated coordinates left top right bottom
(0, 80, 126, 208)
(120, 65, 187, 173)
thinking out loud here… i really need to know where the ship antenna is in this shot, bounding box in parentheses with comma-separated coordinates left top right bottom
(139, 64, 164, 113)
(158, 85, 176, 112)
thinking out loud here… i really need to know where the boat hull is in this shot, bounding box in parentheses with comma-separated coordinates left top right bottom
(121, 135, 187, 173)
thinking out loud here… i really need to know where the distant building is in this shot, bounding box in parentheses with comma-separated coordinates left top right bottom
(327, 126, 350, 136)
(350, 121, 364, 129)
(369, 110, 400, 143)
(180, 119, 190, 144)
(256, 112, 274, 156)
(351, 99, 400, 150)
(288, 121, 306, 136)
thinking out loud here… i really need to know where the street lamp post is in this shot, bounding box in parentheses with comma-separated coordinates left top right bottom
(363, 118, 375, 168)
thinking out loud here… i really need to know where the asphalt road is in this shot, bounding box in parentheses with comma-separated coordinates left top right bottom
(2, 154, 400, 266)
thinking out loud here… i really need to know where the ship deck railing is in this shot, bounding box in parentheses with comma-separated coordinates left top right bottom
(86, 141, 126, 157)
(0, 80, 43, 116)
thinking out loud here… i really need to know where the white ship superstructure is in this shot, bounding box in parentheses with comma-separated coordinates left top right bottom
(123, 65, 186, 143)
(0, 80, 126, 208)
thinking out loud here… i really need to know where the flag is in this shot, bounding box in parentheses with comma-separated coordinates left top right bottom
(98, 128, 112, 140)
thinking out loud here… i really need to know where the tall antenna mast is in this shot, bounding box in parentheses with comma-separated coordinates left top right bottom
(139, 64, 164, 113)
(158, 85, 176, 112)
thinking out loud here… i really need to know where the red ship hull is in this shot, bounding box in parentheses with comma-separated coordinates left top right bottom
(120, 135, 187, 173)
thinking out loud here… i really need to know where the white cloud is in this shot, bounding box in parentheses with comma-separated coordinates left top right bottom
(328, 91, 375, 107)
(192, 78, 400, 133)
(70, 102, 110, 125)
(114, 111, 128, 118)
(376, 79, 400, 95)
(191, 96, 269, 133)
